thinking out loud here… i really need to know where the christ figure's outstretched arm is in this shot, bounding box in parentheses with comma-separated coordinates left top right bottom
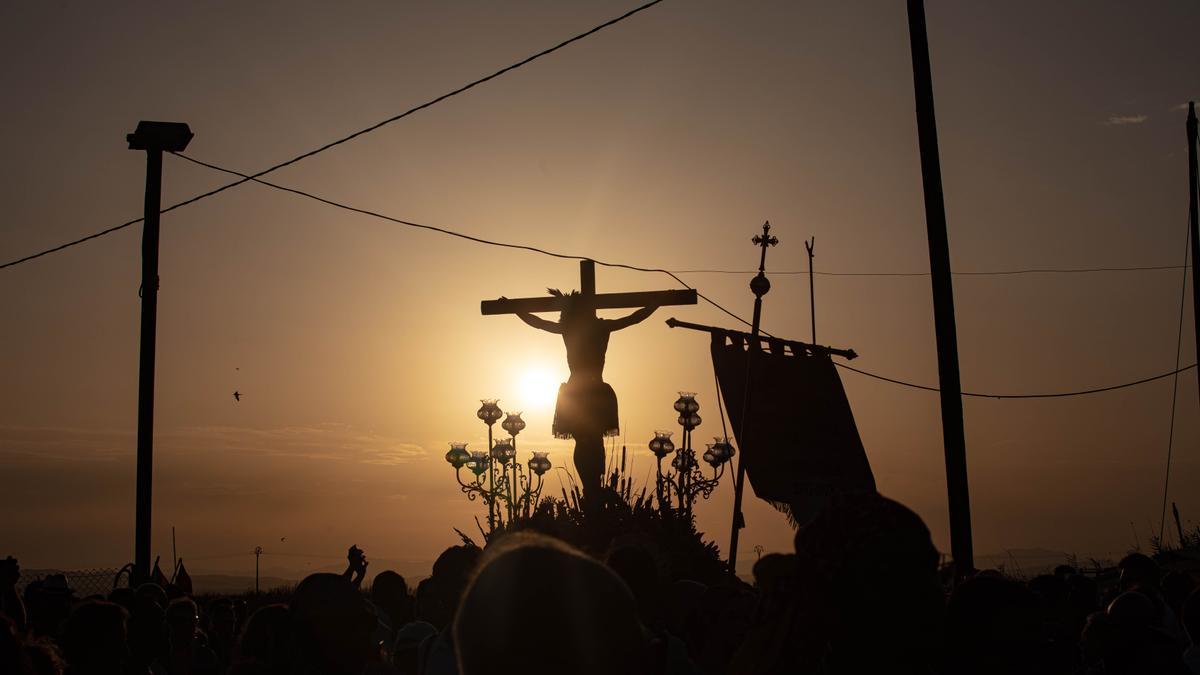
(514, 311, 563, 334)
(604, 305, 659, 332)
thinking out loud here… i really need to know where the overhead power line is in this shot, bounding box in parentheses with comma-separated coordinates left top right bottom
(0, 0, 1183, 283)
(835, 360, 1197, 399)
(170, 152, 754, 332)
(672, 265, 1185, 277)
(0, 0, 667, 271)
(0, 216, 146, 271)
(173, 151, 1199, 401)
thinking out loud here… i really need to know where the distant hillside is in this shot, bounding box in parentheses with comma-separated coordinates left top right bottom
(190, 574, 295, 594)
(974, 548, 1069, 576)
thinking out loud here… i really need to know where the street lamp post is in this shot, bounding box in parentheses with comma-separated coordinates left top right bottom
(127, 120, 192, 584)
(253, 546, 262, 595)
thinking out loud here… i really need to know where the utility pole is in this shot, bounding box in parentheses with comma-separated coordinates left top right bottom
(1172, 503, 1185, 550)
(1187, 103, 1198, 409)
(127, 121, 193, 583)
(905, 1, 974, 575)
(254, 546, 263, 594)
(805, 237, 816, 343)
(727, 221, 777, 577)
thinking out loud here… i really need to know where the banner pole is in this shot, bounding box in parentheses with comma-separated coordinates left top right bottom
(727, 222, 778, 577)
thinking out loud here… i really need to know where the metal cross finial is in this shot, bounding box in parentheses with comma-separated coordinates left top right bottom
(749, 221, 777, 299)
(751, 221, 778, 273)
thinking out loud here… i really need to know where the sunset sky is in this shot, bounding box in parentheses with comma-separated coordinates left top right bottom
(2, 0, 1198, 581)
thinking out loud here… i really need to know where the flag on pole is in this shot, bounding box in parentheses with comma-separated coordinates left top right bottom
(174, 559, 193, 595)
(150, 556, 170, 587)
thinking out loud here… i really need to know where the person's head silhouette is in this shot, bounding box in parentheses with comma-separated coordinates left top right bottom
(232, 604, 291, 675)
(789, 492, 944, 674)
(550, 289, 593, 324)
(946, 576, 1041, 675)
(62, 600, 129, 675)
(605, 542, 664, 628)
(290, 573, 376, 675)
(422, 545, 480, 630)
(454, 533, 645, 675)
(1118, 553, 1161, 593)
(371, 570, 411, 628)
(165, 598, 199, 650)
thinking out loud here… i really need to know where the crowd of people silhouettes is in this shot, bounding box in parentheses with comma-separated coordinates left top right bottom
(3, 492, 1199, 674)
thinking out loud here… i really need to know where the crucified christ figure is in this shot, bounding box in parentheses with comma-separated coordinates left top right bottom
(483, 260, 694, 501)
(510, 290, 659, 499)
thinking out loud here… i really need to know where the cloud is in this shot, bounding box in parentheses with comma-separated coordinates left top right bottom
(0, 423, 426, 467)
(1171, 103, 1190, 111)
(161, 423, 426, 465)
(0, 426, 132, 463)
(1104, 114, 1148, 126)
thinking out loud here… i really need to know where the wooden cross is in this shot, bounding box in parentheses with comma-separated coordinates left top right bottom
(481, 260, 697, 315)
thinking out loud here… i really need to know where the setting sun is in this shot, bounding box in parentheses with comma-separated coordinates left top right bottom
(517, 367, 560, 413)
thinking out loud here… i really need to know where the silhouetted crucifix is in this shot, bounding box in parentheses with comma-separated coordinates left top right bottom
(482, 260, 697, 500)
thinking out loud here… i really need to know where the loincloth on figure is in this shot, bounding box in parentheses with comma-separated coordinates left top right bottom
(552, 377, 619, 440)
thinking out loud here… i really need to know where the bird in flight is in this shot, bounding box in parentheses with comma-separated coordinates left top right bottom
(233, 391, 241, 402)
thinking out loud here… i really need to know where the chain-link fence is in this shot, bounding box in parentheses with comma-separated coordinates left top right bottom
(17, 568, 124, 598)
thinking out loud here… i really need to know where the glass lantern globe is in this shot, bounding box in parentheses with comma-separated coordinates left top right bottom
(678, 413, 702, 430)
(445, 442, 471, 469)
(702, 447, 720, 467)
(710, 438, 736, 463)
(648, 435, 663, 455)
(673, 393, 695, 413)
(467, 451, 489, 476)
(490, 438, 516, 465)
(477, 399, 503, 426)
(528, 451, 551, 476)
(648, 431, 674, 459)
(501, 412, 526, 436)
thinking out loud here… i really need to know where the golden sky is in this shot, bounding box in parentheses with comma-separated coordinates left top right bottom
(1, 0, 1198, 579)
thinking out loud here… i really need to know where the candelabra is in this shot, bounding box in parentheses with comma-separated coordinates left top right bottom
(648, 393, 734, 515)
(446, 401, 551, 533)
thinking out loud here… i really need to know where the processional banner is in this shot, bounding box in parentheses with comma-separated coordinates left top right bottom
(710, 331, 876, 523)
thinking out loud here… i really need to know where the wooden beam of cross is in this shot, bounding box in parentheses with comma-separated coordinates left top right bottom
(480, 260, 697, 315)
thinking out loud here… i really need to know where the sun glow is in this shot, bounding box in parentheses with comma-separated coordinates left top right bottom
(517, 367, 560, 413)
